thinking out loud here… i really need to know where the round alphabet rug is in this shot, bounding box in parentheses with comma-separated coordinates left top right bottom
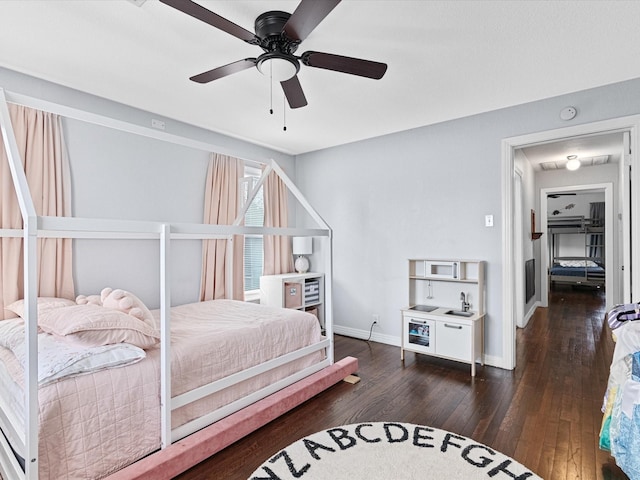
(249, 422, 542, 480)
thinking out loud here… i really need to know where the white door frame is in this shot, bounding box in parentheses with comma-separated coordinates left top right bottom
(514, 168, 525, 328)
(501, 115, 640, 370)
(540, 183, 614, 309)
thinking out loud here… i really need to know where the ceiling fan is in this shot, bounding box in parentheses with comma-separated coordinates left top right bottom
(548, 193, 577, 198)
(159, 0, 387, 109)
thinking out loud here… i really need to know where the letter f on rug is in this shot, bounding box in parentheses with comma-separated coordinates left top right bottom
(249, 422, 542, 479)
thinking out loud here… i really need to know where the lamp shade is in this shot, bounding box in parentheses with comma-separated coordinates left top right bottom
(257, 57, 298, 82)
(292, 237, 312, 255)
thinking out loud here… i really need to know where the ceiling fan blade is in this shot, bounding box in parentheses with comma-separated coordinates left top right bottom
(548, 193, 577, 197)
(281, 76, 308, 109)
(190, 58, 256, 83)
(283, 0, 341, 42)
(159, 0, 257, 44)
(301, 51, 387, 79)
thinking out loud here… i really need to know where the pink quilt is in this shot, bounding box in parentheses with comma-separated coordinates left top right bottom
(0, 300, 324, 479)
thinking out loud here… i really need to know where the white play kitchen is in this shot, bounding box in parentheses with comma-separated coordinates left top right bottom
(401, 259, 485, 376)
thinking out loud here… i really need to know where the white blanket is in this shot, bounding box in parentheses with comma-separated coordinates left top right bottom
(0, 319, 146, 386)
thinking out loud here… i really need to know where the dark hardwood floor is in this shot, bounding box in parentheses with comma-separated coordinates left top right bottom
(176, 285, 628, 480)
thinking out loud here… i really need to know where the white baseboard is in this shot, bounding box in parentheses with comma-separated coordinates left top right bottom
(517, 301, 540, 329)
(333, 325, 400, 347)
(482, 354, 504, 369)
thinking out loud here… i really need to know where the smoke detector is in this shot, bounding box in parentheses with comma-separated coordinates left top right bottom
(560, 106, 577, 121)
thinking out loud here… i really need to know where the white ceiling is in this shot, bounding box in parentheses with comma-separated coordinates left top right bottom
(520, 132, 624, 172)
(1, 1, 640, 155)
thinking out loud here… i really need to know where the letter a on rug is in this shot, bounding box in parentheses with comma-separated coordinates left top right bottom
(249, 422, 542, 480)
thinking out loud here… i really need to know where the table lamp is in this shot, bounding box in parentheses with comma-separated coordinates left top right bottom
(292, 237, 312, 273)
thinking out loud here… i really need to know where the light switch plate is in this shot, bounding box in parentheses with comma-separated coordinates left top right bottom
(485, 215, 494, 227)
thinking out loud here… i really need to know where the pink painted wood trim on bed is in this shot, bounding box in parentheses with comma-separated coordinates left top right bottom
(105, 356, 359, 480)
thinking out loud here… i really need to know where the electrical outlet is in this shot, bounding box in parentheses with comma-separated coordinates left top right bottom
(372, 314, 380, 325)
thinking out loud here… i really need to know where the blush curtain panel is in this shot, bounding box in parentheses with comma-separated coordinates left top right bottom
(263, 168, 293, 275)
(0, 104, 74, 319)
(200, 153, 244, 301)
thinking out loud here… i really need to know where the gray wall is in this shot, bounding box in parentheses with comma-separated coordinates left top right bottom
(295, 78, 640, 365)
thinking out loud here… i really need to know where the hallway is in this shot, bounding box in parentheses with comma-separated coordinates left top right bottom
(513, 284, 625, 479)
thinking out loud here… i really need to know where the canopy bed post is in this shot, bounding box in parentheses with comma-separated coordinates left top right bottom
(268, 160, 334, 363)
(226, 234, 234, 300)
(322, 233, 334, 362)
(160, 223, 172, 449)
(23, 221, 39, 479)
(0, 87, 40, 479)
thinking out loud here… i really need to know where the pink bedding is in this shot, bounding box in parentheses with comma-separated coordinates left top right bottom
(0, 300, 324, 479)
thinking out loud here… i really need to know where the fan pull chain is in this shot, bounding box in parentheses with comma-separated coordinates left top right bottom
(283, 96, 287, 131)
(269, 61, 274, 115)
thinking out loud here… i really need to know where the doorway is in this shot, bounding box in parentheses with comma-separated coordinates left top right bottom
(501, 115, 640, 371)
(540, 184, 613, 307)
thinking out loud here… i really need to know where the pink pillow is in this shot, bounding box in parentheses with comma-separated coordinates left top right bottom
(5, 297, 76, 319)
(38, 304, 160, 350)
(100, 288, 157, 331)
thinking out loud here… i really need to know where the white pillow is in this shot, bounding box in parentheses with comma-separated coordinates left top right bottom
(38, 304, 160, 350)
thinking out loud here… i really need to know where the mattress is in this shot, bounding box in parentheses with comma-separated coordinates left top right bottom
(550, 265, 605, 277)
(0, 299, 324, 479)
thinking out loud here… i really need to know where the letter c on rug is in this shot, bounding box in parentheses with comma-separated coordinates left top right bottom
(355, 423, 381, 443)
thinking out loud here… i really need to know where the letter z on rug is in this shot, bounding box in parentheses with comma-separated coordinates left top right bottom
(249, 422, 542, 480)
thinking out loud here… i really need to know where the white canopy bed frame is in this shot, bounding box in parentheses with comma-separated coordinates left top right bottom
(0, 87, 352, 480)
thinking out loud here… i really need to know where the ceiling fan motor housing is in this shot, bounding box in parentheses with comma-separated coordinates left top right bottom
(255, 11, 299, 54)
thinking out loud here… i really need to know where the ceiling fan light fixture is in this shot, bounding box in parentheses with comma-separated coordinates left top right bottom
(566, 155, 581, 171)
(257, 54, 299, 82)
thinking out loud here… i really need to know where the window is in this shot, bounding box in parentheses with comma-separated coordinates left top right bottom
(241, 167, 263, 292)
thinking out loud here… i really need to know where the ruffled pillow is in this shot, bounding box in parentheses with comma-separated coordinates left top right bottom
(100, 288, 157, 331)
(38, 304, 160, 350)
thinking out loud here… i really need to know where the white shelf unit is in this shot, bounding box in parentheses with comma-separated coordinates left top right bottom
(260, 272, 324, 328)
(401, 259, 485, 376)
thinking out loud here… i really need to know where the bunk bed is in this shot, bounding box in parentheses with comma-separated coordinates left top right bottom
(547, 215, 605, 288)
(0, 87, 354, 480)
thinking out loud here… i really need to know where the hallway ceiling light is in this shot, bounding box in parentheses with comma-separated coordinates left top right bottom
(566, 155, 581, 171)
